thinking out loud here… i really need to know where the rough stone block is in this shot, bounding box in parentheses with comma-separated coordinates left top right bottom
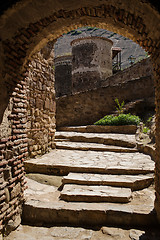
(10, 183, 21, 199)
(45, 98, 50, 110)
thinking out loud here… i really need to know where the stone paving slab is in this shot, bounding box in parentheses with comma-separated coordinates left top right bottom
(62, 173, 154, 190)
(55, 131, 136, 148)
(23, 194, 156, 227)
(25, 149, 154, 175)
(27, 173, 63, 188)
(22, 177, 156, 227)
(60, 184, 132, 203)
(7, 224, 160, 240)
(24, 177, 155, 213)
(25, 178, 60, 202)
(56, 141, 138, 152)
(58, 125, 137, 134)
(4, 225, 94, 240)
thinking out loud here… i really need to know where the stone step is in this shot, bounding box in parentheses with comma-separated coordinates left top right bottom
(55, 131, 136, 148)
(56, 141, 138, 153)
(23, 178, 157, 227)
(60, 184, 132, 203)
(23, 199, 157, 227)
(55, 138, 70, 142)
(5, 225, 159, 240)
(24, 150, 154, 176)
(62, 173, 154, 191)
(57, 125, 137, 134)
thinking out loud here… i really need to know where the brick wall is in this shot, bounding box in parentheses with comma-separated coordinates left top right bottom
(0, 77, 27, 233)
(0, 45, 56, 234)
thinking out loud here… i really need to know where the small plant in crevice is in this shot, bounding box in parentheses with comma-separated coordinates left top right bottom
(114, 98, 125, 115)
(146, 115, 154, 125)
(142, 126, 150, 134)
(141, 115, 154, 134)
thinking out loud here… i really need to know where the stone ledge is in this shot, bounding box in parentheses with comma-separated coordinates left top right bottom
(22, 199, 157, 227)
(62, 173, 154, 191)
(55, 141, 138, 153)
(137, 143, 155, 161)
(57, 125, 137, 134)
(55, 131, 137, 148)
(60, 184, 132, 203)
(24, 149, 154, 175)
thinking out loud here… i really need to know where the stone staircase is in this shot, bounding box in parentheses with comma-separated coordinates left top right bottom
(23, 126, 156, 227)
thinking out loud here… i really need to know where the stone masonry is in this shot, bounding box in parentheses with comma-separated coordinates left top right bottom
(54, 42, 152, 97)
(0, 76, 27, 233)
(0, 0, 160, 233)
(0, 43, 56, 233)
(71, 36, 113, 93)
(54, 55, 72, 97)
(100, 57, 153, 87)
(26, 50, 56, 158)
(56, 57, 154, 127)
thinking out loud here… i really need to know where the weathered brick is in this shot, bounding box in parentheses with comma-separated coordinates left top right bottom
(10, 183, 21, 199)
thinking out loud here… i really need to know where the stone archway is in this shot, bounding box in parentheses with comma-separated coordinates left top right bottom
(0, 0, 160, 230)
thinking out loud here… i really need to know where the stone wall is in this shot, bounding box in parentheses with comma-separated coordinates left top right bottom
(26, 50, 56, 158)
(71, 37, 113, 93)
(0, 0, 160, 226)
(0, 44, 56, 233)
(54, 55, 72, 97)
(55, 54, 152, 97)
(56, 59, 154, 127)
(100, 57, 153, 87)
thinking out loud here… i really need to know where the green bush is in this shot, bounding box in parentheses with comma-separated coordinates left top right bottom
(94, 114, 141, 126)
